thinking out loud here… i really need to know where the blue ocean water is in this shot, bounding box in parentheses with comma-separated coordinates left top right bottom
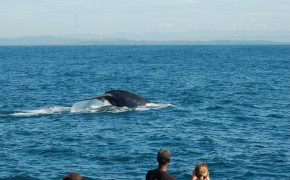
(0, 45, 289, 180)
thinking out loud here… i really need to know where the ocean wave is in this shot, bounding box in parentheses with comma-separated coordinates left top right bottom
(70, 99, 172, 113)
(11, 106, 71, 116)
(8, 100, 171, 117)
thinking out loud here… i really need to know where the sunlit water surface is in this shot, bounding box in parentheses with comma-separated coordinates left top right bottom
(0, 45, 289, 179)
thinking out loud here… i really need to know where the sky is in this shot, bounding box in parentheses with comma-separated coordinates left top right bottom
(0, 0, 290, 41)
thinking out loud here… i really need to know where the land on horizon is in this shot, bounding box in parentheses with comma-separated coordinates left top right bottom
(1, 30, 290, 46)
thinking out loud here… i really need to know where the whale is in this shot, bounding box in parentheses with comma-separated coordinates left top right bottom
(81, 90, 151, 108)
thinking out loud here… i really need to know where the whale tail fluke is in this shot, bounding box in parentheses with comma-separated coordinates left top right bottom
(81, 94, 111, 102)
(80, 90, 151, 108)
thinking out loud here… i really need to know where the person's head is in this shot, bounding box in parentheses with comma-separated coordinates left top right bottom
(157, 149, 171, 166)
(63, 172, 86, 180)
(192, 162, 210, 180)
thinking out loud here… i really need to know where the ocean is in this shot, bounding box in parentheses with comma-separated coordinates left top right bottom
(0, 45, 289, 179)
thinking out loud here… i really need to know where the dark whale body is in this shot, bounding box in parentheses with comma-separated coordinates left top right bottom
(81, 90, 151, 108)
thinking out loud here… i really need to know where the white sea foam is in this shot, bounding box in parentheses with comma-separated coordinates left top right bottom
(70, 99, 111, 113)
(135, 102, 173, 111)
(70, 100, 172, 113)
(12, 106, 70, 116)
(11, 101, 171, 116)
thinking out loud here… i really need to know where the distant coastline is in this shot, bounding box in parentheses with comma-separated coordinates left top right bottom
(1, 36, 290, 46)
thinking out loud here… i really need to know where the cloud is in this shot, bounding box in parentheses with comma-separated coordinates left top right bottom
(233, 20, 268, 30)
(168, 0, 199, 4)
(141, 0, 199, 4)
(160, 23, 173, 28)
(184, 0, 199, 3)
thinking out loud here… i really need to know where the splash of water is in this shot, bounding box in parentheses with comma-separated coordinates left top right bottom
(70, 99, 114, 113)
(11, 106, 71, 116)
(10, 100, 172, 117)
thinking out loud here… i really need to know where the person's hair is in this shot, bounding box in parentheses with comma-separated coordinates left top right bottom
(156, 149, 171, 166)
(193, 162, 209, 180)
(63, 172, 86, 180)
(157, 157, 170, 166)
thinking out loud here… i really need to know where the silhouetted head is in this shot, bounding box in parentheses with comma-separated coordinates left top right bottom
(157, 149, 171, 166)
(63, 172, 86, 180)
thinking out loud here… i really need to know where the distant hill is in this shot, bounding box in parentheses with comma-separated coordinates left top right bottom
(0, 35, 289, 46)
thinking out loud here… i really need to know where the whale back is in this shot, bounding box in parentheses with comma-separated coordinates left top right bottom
(105, 90, 151, 108)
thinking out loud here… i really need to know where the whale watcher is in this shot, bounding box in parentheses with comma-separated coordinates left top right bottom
(63, 172, 86, 180)
(146, 149, 176, 180)
(191, 162, 210, 180)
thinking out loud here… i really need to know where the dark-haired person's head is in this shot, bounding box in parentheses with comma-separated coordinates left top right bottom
(63, 172, 86, 180)
(157, 149, 171, 166)
(146, 149, 175, 180)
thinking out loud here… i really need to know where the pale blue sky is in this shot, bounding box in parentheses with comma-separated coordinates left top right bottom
(1, 0, 290, 40)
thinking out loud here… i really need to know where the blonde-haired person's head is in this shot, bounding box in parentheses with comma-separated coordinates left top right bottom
(192, 162, 210, 180)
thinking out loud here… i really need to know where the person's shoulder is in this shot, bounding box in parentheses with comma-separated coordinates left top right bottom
(146, 169, 175, 180)
(164, 172, 175, 180)
(147, 169, 156, 172)
(146, 169, 157, 174)
(146, 169, 157, 180)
